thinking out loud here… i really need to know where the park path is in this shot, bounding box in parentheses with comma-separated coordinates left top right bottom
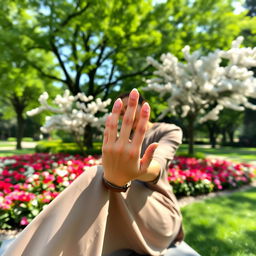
(178, 180, 256, 207)
(0, 141, 37, 151)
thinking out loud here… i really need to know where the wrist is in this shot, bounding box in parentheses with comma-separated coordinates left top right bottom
(102, 176, 131, 192)
(103, 173, 129, 187)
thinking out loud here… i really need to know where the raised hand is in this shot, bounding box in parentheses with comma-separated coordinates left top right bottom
(102, 89, 158, 187)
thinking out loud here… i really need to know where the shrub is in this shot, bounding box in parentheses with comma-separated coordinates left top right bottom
(35, 140, 62, 153)
(7, 137, 16, 142)
(23, 137, 34, 142)
(35, 140, 102, 155)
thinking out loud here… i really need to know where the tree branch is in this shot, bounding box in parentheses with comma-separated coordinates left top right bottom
(103, 62, 116, 98)
(72, 25, 80, 67)
(98, 47, 117, 66)
(103, 65, 150, 88)
(50, 38, 73, 86)
(81, 32, 92, 52)
(95, 42, 107, 66)
(60, 2, 90, 28)
(28, 60, 66, 83)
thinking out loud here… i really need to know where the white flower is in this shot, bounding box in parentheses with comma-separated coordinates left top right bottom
(55, 168, 68, 177)
(3, 159, 16, 165)
(27, 91, 111, 141)
(144, 37, 256, 123)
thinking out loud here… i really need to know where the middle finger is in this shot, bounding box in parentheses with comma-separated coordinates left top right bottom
(119, 88, 139, 143)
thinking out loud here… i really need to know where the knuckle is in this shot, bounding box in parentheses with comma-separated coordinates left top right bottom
(129, 98, 137, 107)
(128, 149, 137, 159)
(109, 121, 117, 130)
(123, 116, 133, 126)
(137, 125, 146, 134)
(114, 144, 124, 154)
(106, 115, 111, 126)
(102, 145, 108, 154)
(103, 145, 116, 154)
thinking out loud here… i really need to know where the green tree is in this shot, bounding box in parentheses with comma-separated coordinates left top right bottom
(0, 1, 60, 149)
(7, 0, 163, 98)
(1, 0, 167, 147)
(205, 109, 243, 148)
(240, 0, 256, 146)
(2, 0, 255, 150)
(0, 63, 55, 149)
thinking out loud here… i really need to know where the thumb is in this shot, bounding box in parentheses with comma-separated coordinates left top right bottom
(140, 143, 158, 171)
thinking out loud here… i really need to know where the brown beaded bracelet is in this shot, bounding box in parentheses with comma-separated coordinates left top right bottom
(102, 177, 131, 192)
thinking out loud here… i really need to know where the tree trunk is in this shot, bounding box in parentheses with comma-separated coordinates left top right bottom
(11, 94, 26, 150)
(221, 129, 227, 145)
(187, 115, 195, 156)
(228, 130, 234, 144)
(84, 125, 93, 149)
(16, 110, 25, 150)
(206, 122, 218, 148)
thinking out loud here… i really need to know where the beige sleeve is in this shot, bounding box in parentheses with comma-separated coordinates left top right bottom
(150, 125, 182, 184)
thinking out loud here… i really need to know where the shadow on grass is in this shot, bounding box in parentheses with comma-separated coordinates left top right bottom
(182, 188, 256, 256)
(183, 223, 234, 256)
(215, 188, 256, 212)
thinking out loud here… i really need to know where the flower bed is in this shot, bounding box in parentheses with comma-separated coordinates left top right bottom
(0, 153, 100, 229)
(0, 154, 255, 229)
(169, 157, 255, 197)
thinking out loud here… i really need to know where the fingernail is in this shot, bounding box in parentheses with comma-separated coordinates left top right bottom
(113, 98, 122, 109)
(130, 88, 138, 100)
(143, 102, 150, 113)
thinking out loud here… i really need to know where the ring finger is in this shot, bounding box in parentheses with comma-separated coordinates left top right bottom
(107, 98, 123, 143)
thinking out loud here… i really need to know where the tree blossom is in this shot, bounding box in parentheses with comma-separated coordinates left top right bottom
(145, 37, 256, 123)
(27, 90, 111, 148)
(144, 37, 256, 154)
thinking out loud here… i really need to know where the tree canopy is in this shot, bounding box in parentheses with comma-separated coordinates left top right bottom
(1, 0, 256, 148)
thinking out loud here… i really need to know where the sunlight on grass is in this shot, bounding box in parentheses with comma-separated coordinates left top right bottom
(177, 144, 256, 163)
(182, 188, 256, 256)
(0, 143, 17, 147)
(0, 149, 35, 157)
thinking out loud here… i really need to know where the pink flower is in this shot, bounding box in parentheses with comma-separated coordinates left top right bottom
(20, 216, 29, 226)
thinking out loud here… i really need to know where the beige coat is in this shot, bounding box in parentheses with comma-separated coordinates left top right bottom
(4, 123, 183, 256)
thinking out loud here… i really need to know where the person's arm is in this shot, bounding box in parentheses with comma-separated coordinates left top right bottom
(102, 89, 158, 188)
(137, 124, 183, 183)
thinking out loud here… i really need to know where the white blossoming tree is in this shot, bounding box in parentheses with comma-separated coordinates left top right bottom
(27, 90, 111, 152)
(145, 37, 256, 155)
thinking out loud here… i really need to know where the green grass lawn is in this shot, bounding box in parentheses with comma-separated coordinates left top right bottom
(0, 143, 16, 147)
(0, 149, 35, 157)
(182, 187, 256, 256)
(0, 141, 36, 157)
(177, 144, 256, 163)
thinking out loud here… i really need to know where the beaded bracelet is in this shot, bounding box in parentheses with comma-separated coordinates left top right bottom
(102, 177, 131, 192)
